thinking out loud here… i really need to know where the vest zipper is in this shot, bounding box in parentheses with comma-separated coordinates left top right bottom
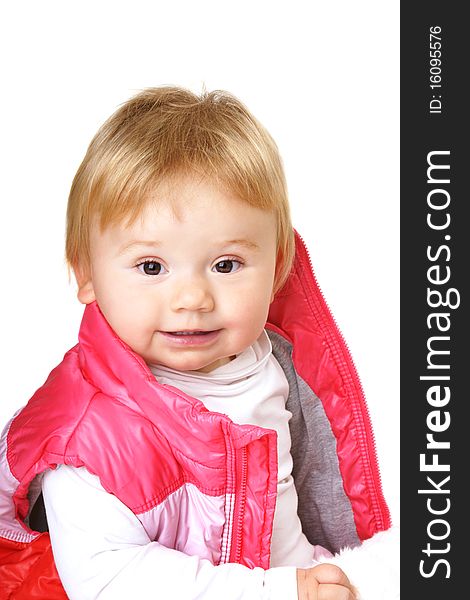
(295, 231, 391, 531)
(231, 446, 248, 563)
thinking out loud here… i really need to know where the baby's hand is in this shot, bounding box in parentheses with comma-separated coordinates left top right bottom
(296, 563, 357, 600)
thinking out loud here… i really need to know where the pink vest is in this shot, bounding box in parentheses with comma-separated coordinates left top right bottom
(0, 233, 390, 599)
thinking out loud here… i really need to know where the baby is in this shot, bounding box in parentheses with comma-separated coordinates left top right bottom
(0, 87, 391, 599)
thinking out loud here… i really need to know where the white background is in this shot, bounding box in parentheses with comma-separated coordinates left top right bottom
(0, 1, 399, 523)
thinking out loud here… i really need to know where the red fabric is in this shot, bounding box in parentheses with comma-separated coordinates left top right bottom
(268, 233, 390, 537)
(0, 536, 66, 599)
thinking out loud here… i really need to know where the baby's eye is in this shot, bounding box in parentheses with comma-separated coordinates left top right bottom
(212, 259, 242, 274)
(137, 260, 167, 276)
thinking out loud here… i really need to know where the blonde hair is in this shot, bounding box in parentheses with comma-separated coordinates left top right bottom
(66, 86, 295, 293)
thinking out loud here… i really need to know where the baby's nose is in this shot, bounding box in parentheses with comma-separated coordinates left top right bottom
(170, 278, 214, 312)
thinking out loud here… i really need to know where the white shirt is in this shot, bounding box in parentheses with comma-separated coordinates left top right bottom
(42, 332, 318, 599)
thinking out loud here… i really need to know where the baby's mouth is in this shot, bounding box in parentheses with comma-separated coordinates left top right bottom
(160, 329, 221, 345)
(166, 330, 213, 336)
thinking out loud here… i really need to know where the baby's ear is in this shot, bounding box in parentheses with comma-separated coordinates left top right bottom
(73, 265, 96, 305)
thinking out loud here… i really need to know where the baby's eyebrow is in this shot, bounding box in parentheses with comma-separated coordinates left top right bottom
(118, 240, 162, 254)
(221, 239, 260, 251)
(118, 238, 260, 255)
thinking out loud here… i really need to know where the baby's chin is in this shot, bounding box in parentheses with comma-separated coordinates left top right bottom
(191, 355, 236, 374)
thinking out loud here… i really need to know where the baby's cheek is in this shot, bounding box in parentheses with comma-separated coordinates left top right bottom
(232, 304, 269, 339)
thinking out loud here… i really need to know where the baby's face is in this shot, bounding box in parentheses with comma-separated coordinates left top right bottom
(77, 176, 278, 372)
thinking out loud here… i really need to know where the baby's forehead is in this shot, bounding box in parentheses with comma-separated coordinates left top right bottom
(91, 183, 277, 257)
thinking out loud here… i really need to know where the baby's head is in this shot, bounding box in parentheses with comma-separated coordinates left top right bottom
(66, 87, 295, 372)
